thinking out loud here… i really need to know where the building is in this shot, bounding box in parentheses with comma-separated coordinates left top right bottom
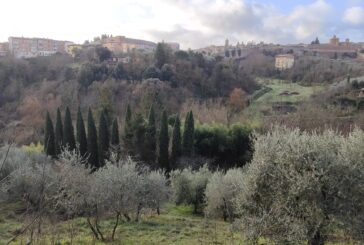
(305, 35, 359, 59)
(0, 42, 9, 57)
(102, 36, 157, 53)
(166, 42, 180, 51)
(330, 35, 340, 46)
(8, 37, 72, 58)
(275, 54, 295, 70)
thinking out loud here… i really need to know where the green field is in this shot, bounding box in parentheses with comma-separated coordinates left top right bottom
(0, 202, 359, 244)
(244, 79, 326, 119)
(0, 203, 245, 245)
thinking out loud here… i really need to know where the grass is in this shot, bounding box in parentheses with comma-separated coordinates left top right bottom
(244, 78, 326, 120)
(0, 202, 246, 245)
(0, 202, 360, 245)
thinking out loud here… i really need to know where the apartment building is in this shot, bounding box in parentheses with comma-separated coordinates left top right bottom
(8, 37, 72, 58)
(0, 42, 9, 57)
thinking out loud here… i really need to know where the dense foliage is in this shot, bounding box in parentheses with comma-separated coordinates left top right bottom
(235, 127, 364, 245)
(0, 149, 170, 242)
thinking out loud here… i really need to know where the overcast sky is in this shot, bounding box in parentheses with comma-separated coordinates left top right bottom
(1, 0, 364, 49)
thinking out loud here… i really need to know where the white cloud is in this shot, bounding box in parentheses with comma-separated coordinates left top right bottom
(149, 0, 334, 48)
(0, 0, 363, 49)
(343, 6, 364, 25)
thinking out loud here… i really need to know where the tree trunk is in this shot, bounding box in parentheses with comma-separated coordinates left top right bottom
(95, 216, 105, 241)
(86, 217, 99, 240)
(309, 230, 325, 245)
(111, 212, 121, 241)
(157, 206, 160, 215)
(222, 198, 228, 222)
(123, 213, 131, 222)
(135, 203, 142, 222)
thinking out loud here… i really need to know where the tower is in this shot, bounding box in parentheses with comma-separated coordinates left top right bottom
(225, 38, 229, 48)
(330, 35, 339, 46)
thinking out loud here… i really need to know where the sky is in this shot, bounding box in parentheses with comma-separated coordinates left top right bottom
(1, 0, 364, 49)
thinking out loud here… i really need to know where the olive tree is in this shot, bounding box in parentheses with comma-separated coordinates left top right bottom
(57, 154, 170, 241)
(205, 169, 244, 222)
(235, 127, 364, 245)
(170, 165, 211, 213)
(0, 145, 47, 181)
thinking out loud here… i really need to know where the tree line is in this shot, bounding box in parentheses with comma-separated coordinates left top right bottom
(44, 106, 252, 170)
(44, 106, 195, 171)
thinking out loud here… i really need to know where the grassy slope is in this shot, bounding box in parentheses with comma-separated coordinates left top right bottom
(1, 203, 245, 245)
(244, 79, 326, 120)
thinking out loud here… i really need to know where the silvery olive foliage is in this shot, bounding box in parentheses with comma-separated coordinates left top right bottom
(0, 145, 48, 180)
(204, 168, 244, 222)
(1, 148, 170, 228)
(235, 127, 364, 245)
(0, 145, 51, 206)
(170, 164, 212, 213)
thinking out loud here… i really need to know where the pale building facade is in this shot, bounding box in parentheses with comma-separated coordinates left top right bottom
(275, 54, 295, 70)
(0, 42, 9, 57)
(8, 37, 72, 58)
(166, 42, 180, 51)
(102, 36, 157, 53)
(330, 35, 340, 46)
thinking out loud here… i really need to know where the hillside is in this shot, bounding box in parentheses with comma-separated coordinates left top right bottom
(245, 78, 326, 119)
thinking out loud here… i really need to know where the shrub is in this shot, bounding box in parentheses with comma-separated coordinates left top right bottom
(22, 142, 44, 153)
(194, 123, 252, 169)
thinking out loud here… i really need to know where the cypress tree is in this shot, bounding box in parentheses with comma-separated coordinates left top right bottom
(76, 107, 87, 158)
(123, 104, 133, 153)
(54, 108, 63, 155)
(63, 107, 76, 151)
(87, 108, 99, 169)
(158, 110, 169, 171)
(44, 111, 56, 158)
(111, 118, 120, 147)
(182, 111, 194, 156)
(133, 113, 146, 159)
(171, 115, 181, 166)
(98, 111, 110, 166)
(145, 105, 157, 163)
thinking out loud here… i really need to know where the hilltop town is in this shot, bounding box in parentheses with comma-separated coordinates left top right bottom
(1, 34, 364, 73)
(0, 35, 180, 59)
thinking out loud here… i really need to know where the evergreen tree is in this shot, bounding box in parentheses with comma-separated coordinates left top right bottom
(155, 43, 171, 68)
(44, 111, 56, 158)
(63, 107, 76, 151)
(145, 105, 157, 163)
(171, 115, 181, 166)
(111, 118, 120, 147)
(76, 107, 87, 158)
(158, 110, 169, 171)
(54, 108, 63, 155)
(182, 111, 195, 156)
(87, 108, 99, 169)
(98, 111, 110, 166)
(133, 113, 146, 159)
(123, 104, 133, 153)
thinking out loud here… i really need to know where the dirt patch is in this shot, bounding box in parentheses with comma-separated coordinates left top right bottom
(279, 91, 300, 96)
